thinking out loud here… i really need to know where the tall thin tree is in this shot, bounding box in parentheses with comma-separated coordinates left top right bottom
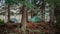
(5, 0, 18, 23)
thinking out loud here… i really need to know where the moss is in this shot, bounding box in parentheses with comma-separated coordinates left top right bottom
(0, 19, 5, 25)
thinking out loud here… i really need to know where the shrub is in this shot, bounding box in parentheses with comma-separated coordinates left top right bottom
(0, 18, 4, 25)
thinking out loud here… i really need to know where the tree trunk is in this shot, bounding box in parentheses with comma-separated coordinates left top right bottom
(21, 5, 27, 33)
(31, 10, 34, 18)
(50, 1, 55, 34)
(41, 0, 45, 22)
(50, 3, 54, 24)
(7, 5, 10, 23)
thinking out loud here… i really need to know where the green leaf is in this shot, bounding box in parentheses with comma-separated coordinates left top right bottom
(5, 0, 18, 5)
(17, 0, 36, 9)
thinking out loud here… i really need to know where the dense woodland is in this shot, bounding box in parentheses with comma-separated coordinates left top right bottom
(0, 0, 60, 34)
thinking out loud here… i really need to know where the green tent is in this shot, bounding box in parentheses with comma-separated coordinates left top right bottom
(30, 15, 42, 22)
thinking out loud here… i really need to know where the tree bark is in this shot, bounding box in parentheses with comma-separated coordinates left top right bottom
(7, 5, 10, 23)
(50, 1, 55, 34)
(21, 5, 27, 33)
(50, 3, 54, 24)
(41, 0, 45, 22)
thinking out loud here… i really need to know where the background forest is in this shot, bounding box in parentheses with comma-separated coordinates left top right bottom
(0, 0, 60, 34)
